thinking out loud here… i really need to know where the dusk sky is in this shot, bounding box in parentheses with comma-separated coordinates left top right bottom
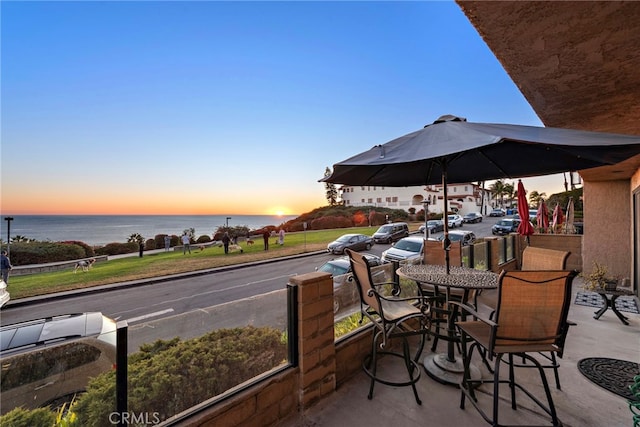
(1, 1, 567, 216)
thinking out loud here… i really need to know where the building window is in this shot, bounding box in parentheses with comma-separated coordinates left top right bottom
(386, 197, 391, 202)
(367, 198, 373, 203)
(361, 199, 365, 203)
(376, 198, 382, 203)
(392, 197, 398, 202)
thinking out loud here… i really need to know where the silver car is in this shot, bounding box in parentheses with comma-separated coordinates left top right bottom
(0, 312, 117, 414)
(316, 254, 383, 314)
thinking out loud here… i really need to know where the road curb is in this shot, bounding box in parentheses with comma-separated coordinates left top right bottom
(5, 250, 327, 309)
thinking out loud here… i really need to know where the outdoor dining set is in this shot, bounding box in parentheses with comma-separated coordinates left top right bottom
(345, 247, 578, 426)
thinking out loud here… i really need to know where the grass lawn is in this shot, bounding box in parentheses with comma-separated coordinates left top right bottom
(9, 225, 411, 300)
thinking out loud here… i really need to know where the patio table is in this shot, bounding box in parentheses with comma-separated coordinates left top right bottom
(593, 287, 636, 325)
(397, 264, 498, 386)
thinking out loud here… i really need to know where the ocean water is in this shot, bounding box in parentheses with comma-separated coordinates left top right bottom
(0, 215, 297, 246)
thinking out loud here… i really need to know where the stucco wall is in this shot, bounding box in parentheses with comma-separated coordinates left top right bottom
(583, 180, 631, 281)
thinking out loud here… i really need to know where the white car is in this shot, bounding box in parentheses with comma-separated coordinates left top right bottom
(381, 236, 424, 264)
(0, 280, 9, 308)
(447, 214, 463, 228)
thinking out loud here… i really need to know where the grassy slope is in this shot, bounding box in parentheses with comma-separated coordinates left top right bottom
(9, 225, 414, 299)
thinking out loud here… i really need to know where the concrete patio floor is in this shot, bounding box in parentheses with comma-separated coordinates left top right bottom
(284, 277, 639, 427)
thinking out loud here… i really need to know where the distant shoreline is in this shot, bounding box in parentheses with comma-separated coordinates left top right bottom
(1, 214, 297, 247)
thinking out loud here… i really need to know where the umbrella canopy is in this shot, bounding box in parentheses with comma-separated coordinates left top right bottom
(552, 203, 565, 233)
(564, 197, 576, 234)
(324, 115, 640, 188)
(536, 199, 550, 233)
(323, 115, 640, 271)
(516, 180, 535, 237)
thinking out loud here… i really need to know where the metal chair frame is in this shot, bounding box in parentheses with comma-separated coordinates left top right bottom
(346, 249, 432, 405)
(455, 270, 577, 426)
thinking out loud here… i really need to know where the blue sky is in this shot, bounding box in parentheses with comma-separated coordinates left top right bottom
(1, 1, 563, 215)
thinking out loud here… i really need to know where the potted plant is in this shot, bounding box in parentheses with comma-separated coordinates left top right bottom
(581, 261, 619, 292)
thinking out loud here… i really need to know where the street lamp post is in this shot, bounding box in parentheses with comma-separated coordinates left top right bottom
(4, 217, 14, 256)
(422, 201, 430, 240)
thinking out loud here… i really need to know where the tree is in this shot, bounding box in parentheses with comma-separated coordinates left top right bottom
(489, 180, 506, 207)
(324, 167, 338, 206)
(528, 190, 546, 207)
(503, 182, 515, 207)
(127, 233, 145, 245)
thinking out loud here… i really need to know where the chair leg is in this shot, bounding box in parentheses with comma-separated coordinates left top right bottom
(508, 353, 517, 410)
(550, 352, 561, 390)
(493, 355, 502, 426)
(459, 332, 470, 409)
(366, 330, 381, 400)
(402, 337, 422, 405)
(536, 358, 561, 426)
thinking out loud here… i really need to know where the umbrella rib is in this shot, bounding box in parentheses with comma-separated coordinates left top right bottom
(474, 147, 511, 177)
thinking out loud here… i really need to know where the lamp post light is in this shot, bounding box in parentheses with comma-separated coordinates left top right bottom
(4, 217, 14, 256)
(226, 217, 231, 228)
(422, 201, 430, 240)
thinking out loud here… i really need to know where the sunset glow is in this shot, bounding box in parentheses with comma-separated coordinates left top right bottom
(2, 2, 557, 217)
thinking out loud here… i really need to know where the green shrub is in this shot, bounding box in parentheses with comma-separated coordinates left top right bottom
(9, 242, 87, 265)
(144, 238, 156, 250)
(153, 234, 167, 248)
(196, 235, 211, 243)
(61, 241, 96, 258)
(310, 215, 353, 229)
(0, 406, 56, 427)
(72, 326, 287, 426)
(94, 242, 138, 256)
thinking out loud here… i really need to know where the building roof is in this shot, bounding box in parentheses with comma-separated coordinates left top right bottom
(456, 1, 640, 181)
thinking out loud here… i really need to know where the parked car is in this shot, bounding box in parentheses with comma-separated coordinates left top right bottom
(316, 254, 383, 314)
(492, 218, 521, 235)
(489, 208, 506, 217)
(327, 233, 374, 255)
(436, 230, 477, 246)
(418, 220, 444, 235)
(462, 212, 483, 223)
(372, 222, 409, 244)
(0, 280, 9, 308)
(381, 236, 424, 264)
(0, 312, 117, 414)
(447, 214, 463, 228)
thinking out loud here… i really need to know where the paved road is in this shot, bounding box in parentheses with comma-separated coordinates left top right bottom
(0, 218, 501, 351)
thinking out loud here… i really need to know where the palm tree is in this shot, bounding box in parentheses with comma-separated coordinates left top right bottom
(489, 180, 507, 207)
(528, 190, 547, 207)
(503, 182, 515, 207)
(127, 233, 145, 245)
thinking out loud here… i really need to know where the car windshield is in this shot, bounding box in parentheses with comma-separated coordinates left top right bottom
(448, 215, 456, 220)
(376, 226, 392, 233)
(427, 220, 439, 225)
(335, 235, 354, 243)
(497, 220, 512, 226)
(394, 240, 422, 252)
(317, 262, 349, 276)
(438, 234, 464, 242)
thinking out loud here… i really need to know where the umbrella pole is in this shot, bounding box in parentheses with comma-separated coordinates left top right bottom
(442, 167, 451, 274)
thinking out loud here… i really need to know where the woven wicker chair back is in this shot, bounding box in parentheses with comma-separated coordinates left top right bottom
(494, 270, 574, 347)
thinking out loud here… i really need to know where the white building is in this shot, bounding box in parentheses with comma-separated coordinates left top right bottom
(339, 183, 494, 216)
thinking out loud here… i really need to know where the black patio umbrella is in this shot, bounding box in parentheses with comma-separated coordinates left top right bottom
(322, 115, 640, 272)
